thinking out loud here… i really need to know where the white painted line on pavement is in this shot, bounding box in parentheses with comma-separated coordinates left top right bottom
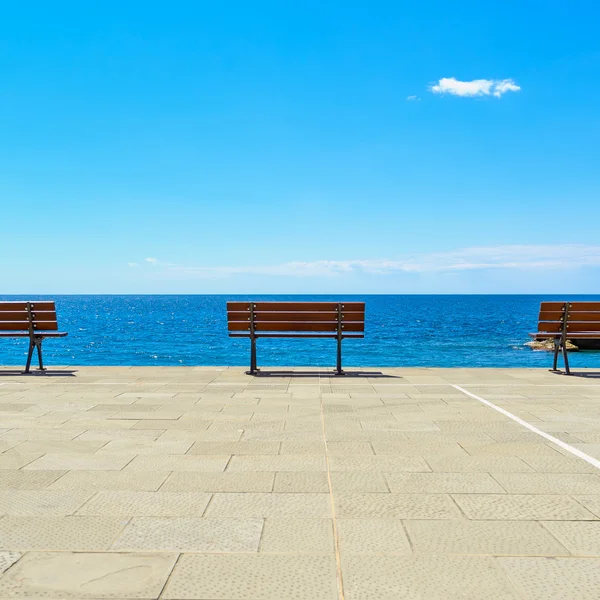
(452, 384, 600, 472)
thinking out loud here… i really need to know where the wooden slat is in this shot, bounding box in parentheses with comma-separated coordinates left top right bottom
(226, 301, 364, 312)
(567, 322, 600, 333)
(533, 332, 600, 339)
(255, 302, 364, 312)
(538, 322, 600, 333)
(566, 311, 600, 321)
(0, 311, 58, 322)
(0, 321, 58, 331)
(228, 321, 364, 332)
(539, 311, 600, 322)
(0, 322, 29, 331)
(226, 302, 251, 312)
(228, 311, 364, 323)
(539, 311, 566, 322)
(539, 302, 567, 311)
(229, 333, 364, 339)
(568, 302, 600, 311)
(0, 301, 56, 312)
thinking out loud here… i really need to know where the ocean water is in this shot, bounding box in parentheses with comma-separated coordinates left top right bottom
(1, 295, 599, 369)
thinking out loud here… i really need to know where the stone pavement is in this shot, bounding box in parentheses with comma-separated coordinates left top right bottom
(0, 365, 600, 599)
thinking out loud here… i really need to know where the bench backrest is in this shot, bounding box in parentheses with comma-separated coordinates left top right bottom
(227, 301, 365, 334)
(537, 301, 600, 336)
(0, 301, 60, 333)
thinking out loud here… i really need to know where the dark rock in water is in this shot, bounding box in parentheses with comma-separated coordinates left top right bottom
(525, 339, 579, 352)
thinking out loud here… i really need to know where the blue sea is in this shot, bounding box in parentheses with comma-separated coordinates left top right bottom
(1, 295, 599, 369)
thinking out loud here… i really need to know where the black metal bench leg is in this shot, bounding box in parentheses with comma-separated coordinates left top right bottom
(336, 337, 345, 376)
(551, 339, 560, 371)
(23, 341, 35, 374)
(562, 344, 571, 375)
(36, 339, 46, 371)
(246, 338, 258, 375)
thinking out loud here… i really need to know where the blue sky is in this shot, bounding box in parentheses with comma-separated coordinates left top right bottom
(1, 0, 599, 293)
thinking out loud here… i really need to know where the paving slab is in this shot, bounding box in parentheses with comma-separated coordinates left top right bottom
(161, 471, 275, 492)
(0, 490, 93, 516)
(112, 517, 263, 552)
(0, 551, 178, 598)
(453, 493, 596, 520)
(538, 521, 600, 558)
(162, 554, 338, 600)
(336, 519, 411, 554)
(341, 555, 521, 599)
(405, 519, 569, 556)
(0, 516, 129, 551)
(205, 492, 332, 518)
(497, 557, 600, 600)
(259, 519, 335, 553)
(76, 491, 212, 516)
(335, 493, 461, 519)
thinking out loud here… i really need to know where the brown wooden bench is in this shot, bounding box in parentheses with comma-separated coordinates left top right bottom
(0, 301, 68, 373)
(227, 301, 365, 375)
(530, 301, 600, 375)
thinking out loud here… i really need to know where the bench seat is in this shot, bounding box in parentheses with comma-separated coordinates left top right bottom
(227, 301, 365, 374)
(0, 301, 68, 372)
(530, 301, 600, 374)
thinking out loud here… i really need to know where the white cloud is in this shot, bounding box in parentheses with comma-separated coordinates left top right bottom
(145, 257, 158, 263)
(406, 95, 420, 101)
(430, 77, 520, 98)
(127, 262, 139, 268)
(134, 245, 600, 279)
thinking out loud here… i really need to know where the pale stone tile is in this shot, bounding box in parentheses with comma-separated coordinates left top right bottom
(326, 442, 374, 455)
(279, 441, 326, 454)
(7, 440, 107, 454)
(335, 493, 461, 519)
(125, 454, 230, 472)
(385, 472, 505, 494)
(371, 441, 468, 457)
(336, 519, 411, 554)
(132, 419, 211, 430)
(205, 493, 331, 518)
(97, 439, 192, 454)
(497, 557, 600, 600)
(0, 454, 43, 470)
(341, 555, 520, 600)
(453, 494, 596, 520)
(47, 470, 169, 492)
(273, 472, 330, 492)
(0, 470, 66, 490)
(571, 495, 600, 518)
(406, 520, 569, 556)
(23, 454, 136, 471)
(0, 551, 178, 599)
(427, 456, 534, 473)
(0, 552, 21, 576)
(112, 517, 263, 552)
(227, 455, 327, 472)
(542, 521, 600, 556)
(0, 516, 129, 551)
(492, 472, 600, 494)
(330, 472, 389, 492)
(519, 455, 597, 474)
(161, 471, 274, 492)
(76, 491, 212, 516)
(259, 519, 334, 553)
(328, 456, 429, 472)
(0, 490, 92, 516)
(187, 441, 280, 455)
(162, 554, 338, 600)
